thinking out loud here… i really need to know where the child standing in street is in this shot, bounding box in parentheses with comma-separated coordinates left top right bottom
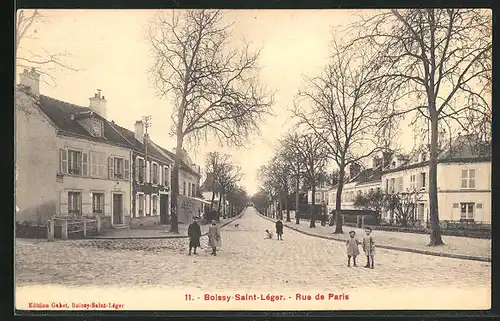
(362, 227, 375, 269)
(346, 231, 361, 267)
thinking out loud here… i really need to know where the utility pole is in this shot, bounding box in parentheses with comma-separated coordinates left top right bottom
(142, 115, 152, 179)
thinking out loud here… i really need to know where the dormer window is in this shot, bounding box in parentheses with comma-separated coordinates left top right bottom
(91, 120, 103, 137)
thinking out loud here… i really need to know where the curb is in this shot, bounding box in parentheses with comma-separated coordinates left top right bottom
(257, 212, 491, 263)
(89, 211, 246, 240)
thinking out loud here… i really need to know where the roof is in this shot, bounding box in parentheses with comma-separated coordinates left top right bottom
(383, 135, 491, 174)
(356, 168, 382, 185)
(201, 172, 215, 191)
(36, 94, 200, 176)
(111, 124, 172, 164)
(38, 95, 132, 148)
(157, 146, 201, 177)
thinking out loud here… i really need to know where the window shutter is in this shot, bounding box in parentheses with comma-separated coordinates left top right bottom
(124, 159, 130, 180)
(146, 161, 150, 183)
(135, 194, 139, 217)
(477, 203, 482, 209)
(82, 153, 88, 176)
(135, 157, 139, 181)
(146, 194, 150, 215)
(59, 149, 68, 174)
(417, 174, 422, 189)
(159, 165, 163, 186)
(108, 157, 114, 178)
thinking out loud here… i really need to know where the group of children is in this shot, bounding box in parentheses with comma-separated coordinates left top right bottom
(265, 222, 376, 269)
(346, 227, 375, 269)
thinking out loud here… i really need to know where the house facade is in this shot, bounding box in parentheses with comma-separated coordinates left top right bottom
(16, 69, 133, 228)
(112, 122, 173, 228)
(306, 138, 491, 225)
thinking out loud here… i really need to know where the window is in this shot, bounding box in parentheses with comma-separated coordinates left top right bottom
(92, 193, 104, 214)
(417, 203, 425, 221)
(163, 166, 170, 186)
(137, 158, 145, 182)
(188, 182, 192, 196)
(390, 178, 395, 193)
(192, 183, 196, 197)
(138, 194, 145, 217)
(152, 195, 158, 215)
(152, 163, 159, 184)
(461, 169, 476, 189)
(396, 177, 403, 193)
(410, 175, 416, 191)
(315, 192, 321, 202)
(183, 181, 187, 195)
(460, 202, 475, 220)
(90, 151, 105, 177)
(109, 157, 129, 180)
(68, 192, 82, 215)
(91, 120, 102, 137)
(420, 173, 426, 189)
(385, 179, 389, 192)
(68, 150, 83, 175)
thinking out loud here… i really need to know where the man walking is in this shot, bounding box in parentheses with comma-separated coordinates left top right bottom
(188, 216, 201, 255)
(275, 218, 284, 241)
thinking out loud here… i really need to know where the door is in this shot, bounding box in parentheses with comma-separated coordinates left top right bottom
(113, 194, 123, 225)
(160, 194, 169, 224)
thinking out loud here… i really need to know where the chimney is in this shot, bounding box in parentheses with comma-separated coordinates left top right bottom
(89, 89, 107, 119)
(372, 156, 382, 169)
(134, 120, 145, 143)
(382, 151, 393, 168)
(349, 162, 362, 179)
(19, 68, 41, 96)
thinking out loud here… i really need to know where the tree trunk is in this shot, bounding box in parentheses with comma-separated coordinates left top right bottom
(428, 113, 444, 245)
(310, 185, 316, 228)
(285, 188, 291, 222)
(170, 135, 183, 233)
(295, 174, 300, 224)
(334, 167, 345, 233)
(210, 181, 216, 211)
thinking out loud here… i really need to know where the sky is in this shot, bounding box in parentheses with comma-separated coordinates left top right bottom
(17, 9, 413, 195)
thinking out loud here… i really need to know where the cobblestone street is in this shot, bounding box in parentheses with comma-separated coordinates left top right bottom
(16, 207, 490, 293)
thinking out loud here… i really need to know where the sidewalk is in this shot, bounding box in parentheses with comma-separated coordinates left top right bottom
(91, 215, 242, 239)
(258, 212, 491, 262)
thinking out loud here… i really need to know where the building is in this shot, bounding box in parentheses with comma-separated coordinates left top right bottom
(381, 135, 491, 224)
(112, 122, 174, 228)
(156, 147, 203, 223)
(307, 135, 491, 225)
(15, 68, 204, 229)
(16, 69, 133, 228)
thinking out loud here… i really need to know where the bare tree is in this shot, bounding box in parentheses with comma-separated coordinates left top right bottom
(147, 10, 274, 232)
(294, 40, 389, 233)
(277, 133, 306, 223)
(16, 9, 77, 113)
(217, 161, 243, 219)
(204, 151, 231, 211)
(353, 189, 385, 224)
(288, 133, 329, 228)
(261, 155, 294, 221)
(385, 191, 424, 228)
(347, 9, 492, 245)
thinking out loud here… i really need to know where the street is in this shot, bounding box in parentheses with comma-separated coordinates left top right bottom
(16, 207, 490, 292)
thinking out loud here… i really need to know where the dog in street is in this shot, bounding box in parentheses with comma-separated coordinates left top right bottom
(234, 224, 240, 228)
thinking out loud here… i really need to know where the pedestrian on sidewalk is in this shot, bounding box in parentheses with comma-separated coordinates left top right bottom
(265, 229, 273, 239)
(208, 220, 221, 256)
(187, 216, 201, 255)
(362, 227, 375, 269)
(275, 219, 284, 241)
(346, 231, 361, 267)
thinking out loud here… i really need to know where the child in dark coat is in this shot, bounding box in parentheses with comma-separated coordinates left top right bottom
(346, 231, 361, 267)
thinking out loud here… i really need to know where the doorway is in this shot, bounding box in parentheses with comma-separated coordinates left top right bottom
(160, 194, 169, 224)
(112, 193, 123, 225)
